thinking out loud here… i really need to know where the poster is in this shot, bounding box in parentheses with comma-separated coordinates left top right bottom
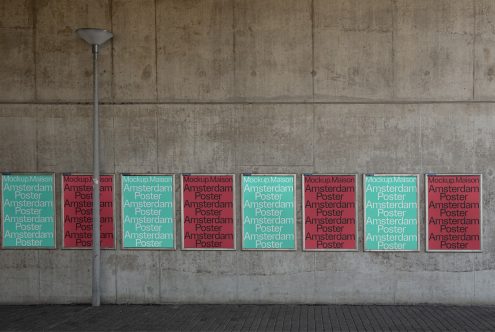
(242, 174, 296, 250)
(426, 174, 482, 252)
(303, 174, 357, 250)
(182, 175, 235, 249)
(122, 174, 175, 249)
(364, 174, 419, 251)
(62, 174, 114, 249)
(1, 173, 55, 248)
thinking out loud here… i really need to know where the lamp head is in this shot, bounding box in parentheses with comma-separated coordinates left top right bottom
(76, 28, 113, 46)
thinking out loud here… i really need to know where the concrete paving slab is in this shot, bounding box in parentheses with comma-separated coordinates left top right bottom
(1, 304, 495, 331)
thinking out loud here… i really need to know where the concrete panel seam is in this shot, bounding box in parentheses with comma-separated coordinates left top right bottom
(154, 0, 158, 101)
(32, 0, 37, 101)
(232, 0, 237, 98)
(5, 100, 495, 105)
(155, 105, 159, 173)
(37, 251, 40, 302)
(35, 106, 39, 171)
(111, 0, 115, 102)
(419, 110, 423, 171)
(392, 0, 397, 99)
(472, 0, 476, 100)
(312, 103, 315, 170)
(311, 0, 315, 101)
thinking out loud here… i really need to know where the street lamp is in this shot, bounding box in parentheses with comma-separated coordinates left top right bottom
(76, 28, 113, 307)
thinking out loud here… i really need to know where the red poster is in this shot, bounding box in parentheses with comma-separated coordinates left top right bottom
(427, 175, 481, 251)
(303, 175, 357, 250)
(62, 175, 115, 249)
(182, 175, 235, 249)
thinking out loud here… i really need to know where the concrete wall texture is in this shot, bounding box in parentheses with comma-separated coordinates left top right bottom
(0, 0, 495, 304)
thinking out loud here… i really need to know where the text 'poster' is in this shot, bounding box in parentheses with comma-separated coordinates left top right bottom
(427, 175, 481, 251)
(182, 175, 235, 249)
(2, 174, 55, 248)
(63, 175, 114, 249)
(122, 175, 175, 249)
(242, 175, 295, 250)
(364, 175, 419, 251)
(303, 175, 357, 250)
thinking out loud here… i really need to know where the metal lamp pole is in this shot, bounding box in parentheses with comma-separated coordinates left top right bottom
(76, 28, 113, 307)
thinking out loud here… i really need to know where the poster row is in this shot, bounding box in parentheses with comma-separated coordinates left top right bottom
(0, 173, 482, 252)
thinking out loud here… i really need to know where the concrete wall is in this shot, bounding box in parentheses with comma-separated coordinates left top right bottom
(0, 0, 494, 304)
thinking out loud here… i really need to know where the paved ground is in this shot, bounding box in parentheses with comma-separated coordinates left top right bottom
(1, 304, 495, 331)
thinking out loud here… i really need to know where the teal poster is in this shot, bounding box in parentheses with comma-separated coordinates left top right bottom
(121, 175, 175, 249)
(2, 174, 55, 248)
(242, 175, 295, 250)
(364, 175, 419, 251)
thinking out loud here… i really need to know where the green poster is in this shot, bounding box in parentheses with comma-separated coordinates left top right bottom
(121, 175, 175, 249)
(364, 175, 419, 251)
(242, 175, 296, 250)
(2, 174, 55, 248)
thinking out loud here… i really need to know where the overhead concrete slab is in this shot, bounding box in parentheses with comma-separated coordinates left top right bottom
(0, 0, 32, 28)
(475, 0, 495, 100)
(156, 0, 234, 101)
(112, 0, 157, 102)
(394, 0, 474, 101)
(234, 0, 312, 101)
(314, 0, 393, 101)
(0, 28, 35, 101)
(35, 0, 112, 102)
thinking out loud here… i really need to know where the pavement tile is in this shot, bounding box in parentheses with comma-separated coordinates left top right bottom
(0, 304, 494, 331)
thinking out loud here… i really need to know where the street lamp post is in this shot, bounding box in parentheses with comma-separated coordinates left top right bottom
(76, 28, 113, 307)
